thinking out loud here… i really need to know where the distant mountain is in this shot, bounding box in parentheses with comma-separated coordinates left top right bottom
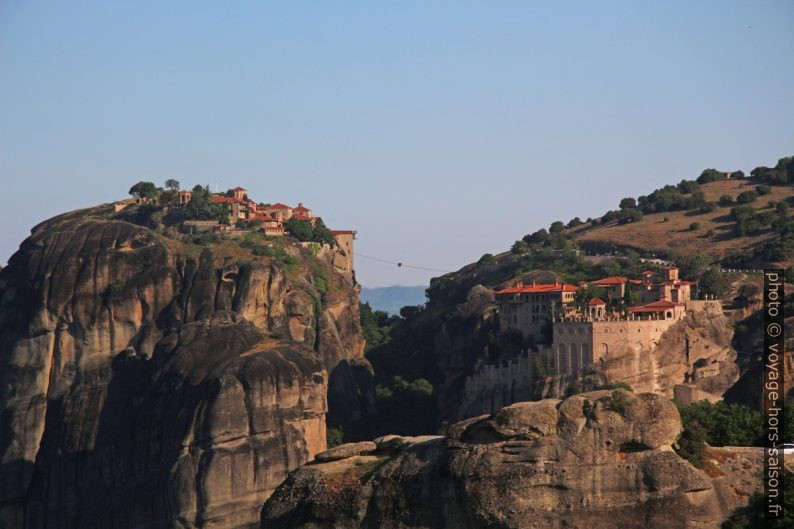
(360, 285, 427, 314)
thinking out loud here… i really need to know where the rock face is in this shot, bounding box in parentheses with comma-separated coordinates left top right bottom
(0, 207, 371, 529)
(262, 392, 759, 529)
(458, 300, 742, 419)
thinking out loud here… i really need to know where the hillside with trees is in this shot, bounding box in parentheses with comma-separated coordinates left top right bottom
(569, 156, 794, 268)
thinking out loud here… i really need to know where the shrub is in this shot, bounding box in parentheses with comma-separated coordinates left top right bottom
(605, 390, 629, 415)
(596, 381, 633, 392)
(699, 201, 717, 214)
(718, 194, 733, 207)
(689, 222, 700, 231)
(326, 426, 344, 448)
(675, 420, 707, 468)
(107, 280, 128, 300)
(696, 168, 726, 184)
(755, 184, 771, 196)
(736, 190, 758, 204)
(478, 253, 496, 265)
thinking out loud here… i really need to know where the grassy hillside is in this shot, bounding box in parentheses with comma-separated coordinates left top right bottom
(571, 178, 793, 265)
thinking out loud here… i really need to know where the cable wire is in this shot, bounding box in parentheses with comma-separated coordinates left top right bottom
(354, 252, 453, 274)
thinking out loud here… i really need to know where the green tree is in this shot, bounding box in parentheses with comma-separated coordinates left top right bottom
(677, 400, 763, 446)
(676, 253, 711, 282)
(128, 181, 158, 199)
(326, 426, 344, 448)
(478, 253, 496, 265)
(675, 420, 707, 468)
(618, 208, 643, 224)
(549, 220, 566, 233)
(696, 168, 726, 184)
(677, 180, 700, 194)
(522, 229, 549, 245)
(284, 217, 313, 241)
(619, 197, 636, 209)
(622, 287, 636, 309)
(718, 194, 733, 206)
(511, 240, 530, 255)
(311, 217, 336, 246)
(183, 185, 228, 223)
(164, 178, 180, 191)
(698, 268, 729, 299)
(736, 190, 758, 204)
(574, 284, 607, 312)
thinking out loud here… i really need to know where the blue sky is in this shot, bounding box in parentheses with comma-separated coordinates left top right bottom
(1, 1, 792, 286)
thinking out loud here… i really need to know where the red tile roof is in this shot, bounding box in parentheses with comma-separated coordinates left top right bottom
(629, 299, 683, 312)
(293, 205, 310, 212)
(591, 276, 628, 286)
(330, 230, 355, 235)
(231, 186, 247, 191)
(267, 203, 292, 210)
(587, 298, 606, 306)
(496, 282, 578, 295)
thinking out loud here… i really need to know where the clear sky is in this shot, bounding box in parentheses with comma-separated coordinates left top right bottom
(1, 1, 792, 287)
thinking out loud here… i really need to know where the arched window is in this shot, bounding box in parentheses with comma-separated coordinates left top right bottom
(571, 345, 580, 373)
(582, 343, 591, 366)
(666, 311, 672, 318)
(559, 344, 568, 374)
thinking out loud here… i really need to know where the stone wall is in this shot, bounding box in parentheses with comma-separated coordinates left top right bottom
(461, 300, 731, 418)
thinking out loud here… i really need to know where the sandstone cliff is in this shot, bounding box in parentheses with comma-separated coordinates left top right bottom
(261, 391, 760, 529)
(0, 205, 371, 528)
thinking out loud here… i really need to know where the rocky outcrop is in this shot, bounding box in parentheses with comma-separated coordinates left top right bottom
(595, 301, 739, 398)
(0, 206, 371, 529)
(261, 392, 760, 529)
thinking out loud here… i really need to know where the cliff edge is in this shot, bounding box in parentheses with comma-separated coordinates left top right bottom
(0, 205, 371, 529)
(262, 391, 760, 529)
